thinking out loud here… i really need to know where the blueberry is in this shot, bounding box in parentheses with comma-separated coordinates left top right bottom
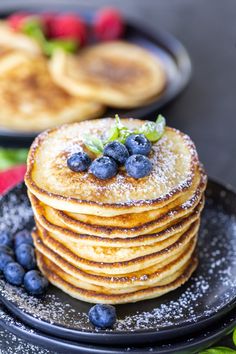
(0, 251, 14, 271)
(15, 244, 36, 270)
(125, 134, 152, 156)
(24, 270, 48, 295)
(67, 152, 91, 172)
(3, 262, 25, 286)
(90, 156, 118, 180)
(103, 141, 129, 165)
(14, 229, 33, 249)
(0, 231, 13, 248)
(88, 304, 117, 329)
(125, 154, 152, 179)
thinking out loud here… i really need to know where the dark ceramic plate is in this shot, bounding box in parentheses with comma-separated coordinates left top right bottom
(0, 301, 236, 354)
(0, 180, 236, 346)
(0, 0, 191, 147)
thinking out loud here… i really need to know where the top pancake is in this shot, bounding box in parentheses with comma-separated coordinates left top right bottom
(25, 118, 200, 216)
(49, 41, 166, 108)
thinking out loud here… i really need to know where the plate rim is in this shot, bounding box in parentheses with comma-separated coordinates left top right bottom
(0, 302, 236, 354)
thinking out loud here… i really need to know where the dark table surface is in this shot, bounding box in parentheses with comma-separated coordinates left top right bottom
(1, 0, 236, 352)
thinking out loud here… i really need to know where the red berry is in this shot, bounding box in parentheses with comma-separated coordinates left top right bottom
(94, 7, 124, 41)
(8, 12, 30, 31)
(49, 14, 87, 45)
(41, 12, 56, 38)
(0, 165, 26, 195)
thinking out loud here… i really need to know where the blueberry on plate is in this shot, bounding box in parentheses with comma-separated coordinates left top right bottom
(125, 134, 152, 156)
(125, 154, 152, 179)
(90, 156, 118, 180)
(0, 251, 14, 271)
(0, 231, 13, 248)
(67, 152, 91, 172)
(24, 270, 48, 295)
(3, 262, 25, 286)
(88, 304, 117, 329)
(14, 229, 33, 249)
(15, 243, 36, 270)
(103, 141, 129, 165)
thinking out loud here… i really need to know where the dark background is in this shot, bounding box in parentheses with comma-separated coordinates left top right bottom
(0, 0, 236, 352)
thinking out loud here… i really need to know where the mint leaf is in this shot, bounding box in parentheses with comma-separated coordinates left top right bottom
(0, 148, 28, 171)
(43, 39, 78, 56)
(117, 128, 132, 144)
(233, 328, 236, 347)
(22, 19, 45, 44)
(83, 134, 104, 155)
(137, 114, 166, 142)
(199, 347, 236, 354)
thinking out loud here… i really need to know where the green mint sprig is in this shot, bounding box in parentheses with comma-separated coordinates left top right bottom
(83, 134, 104, 155)
(22, 18, 78, 56)
(83, 114, 166, 155)
(199, 328, 236, 353)
(0, 148, 28, 171)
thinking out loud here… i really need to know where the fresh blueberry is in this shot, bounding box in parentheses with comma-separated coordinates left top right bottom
(3, 262, 25, 286)
(14, 229, 33, 249)
(0, 245, 14, 256)
(103, 141, 129, 165)
(125, 154, 152, 179)
(125, 134, 152, 156)
(88, 304, 117, 329)
(0, 251, 14, 271)
(67, 152, 91, 172)
(0, 231, 13, 248)
(90, 156, 118, 180)
(24, 270, 48, 295)
(15, 244, 36, 270)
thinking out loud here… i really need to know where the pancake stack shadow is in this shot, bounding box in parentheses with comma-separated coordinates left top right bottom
(25, 118, 207, 304)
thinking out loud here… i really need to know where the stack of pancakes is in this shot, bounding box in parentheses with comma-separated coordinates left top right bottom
(25, 118, 207, 304)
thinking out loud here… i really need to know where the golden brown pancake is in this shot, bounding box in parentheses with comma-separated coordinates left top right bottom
(0, 52, 104, 132)
(49, 41, 166, 108)
(25, 119, 201, 216)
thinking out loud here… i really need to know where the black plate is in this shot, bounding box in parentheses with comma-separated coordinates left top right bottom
(0, 301, 236, 354)
(1, 180, 236, 346)
(0, 0, 191, 147)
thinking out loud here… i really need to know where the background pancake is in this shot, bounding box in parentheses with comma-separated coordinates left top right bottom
(0, 54, 104, 132)
(49, 41, 166, 108)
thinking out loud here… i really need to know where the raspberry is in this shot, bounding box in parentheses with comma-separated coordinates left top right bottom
(0, 165, 26, 195)
(8, 12, 30, 31)
(49, 14, 87, 45)
(94, 7, 124, 41)
(41, 12, 56, 38)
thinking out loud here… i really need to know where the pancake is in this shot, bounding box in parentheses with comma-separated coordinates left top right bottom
(30, 197, 203, 248)
(34, 221, 198, 274)
(49, 41, 166, 108)
(28, 167, 206, 238)
(33, 229, 196, 288)
(0, 21, 41, 54)
(0, 53, 104, 132)
(25, 119, 200, 216)
(37, 250, 198, 304)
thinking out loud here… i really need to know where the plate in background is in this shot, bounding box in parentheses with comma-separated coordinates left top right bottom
(0, 0, 191, 147)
